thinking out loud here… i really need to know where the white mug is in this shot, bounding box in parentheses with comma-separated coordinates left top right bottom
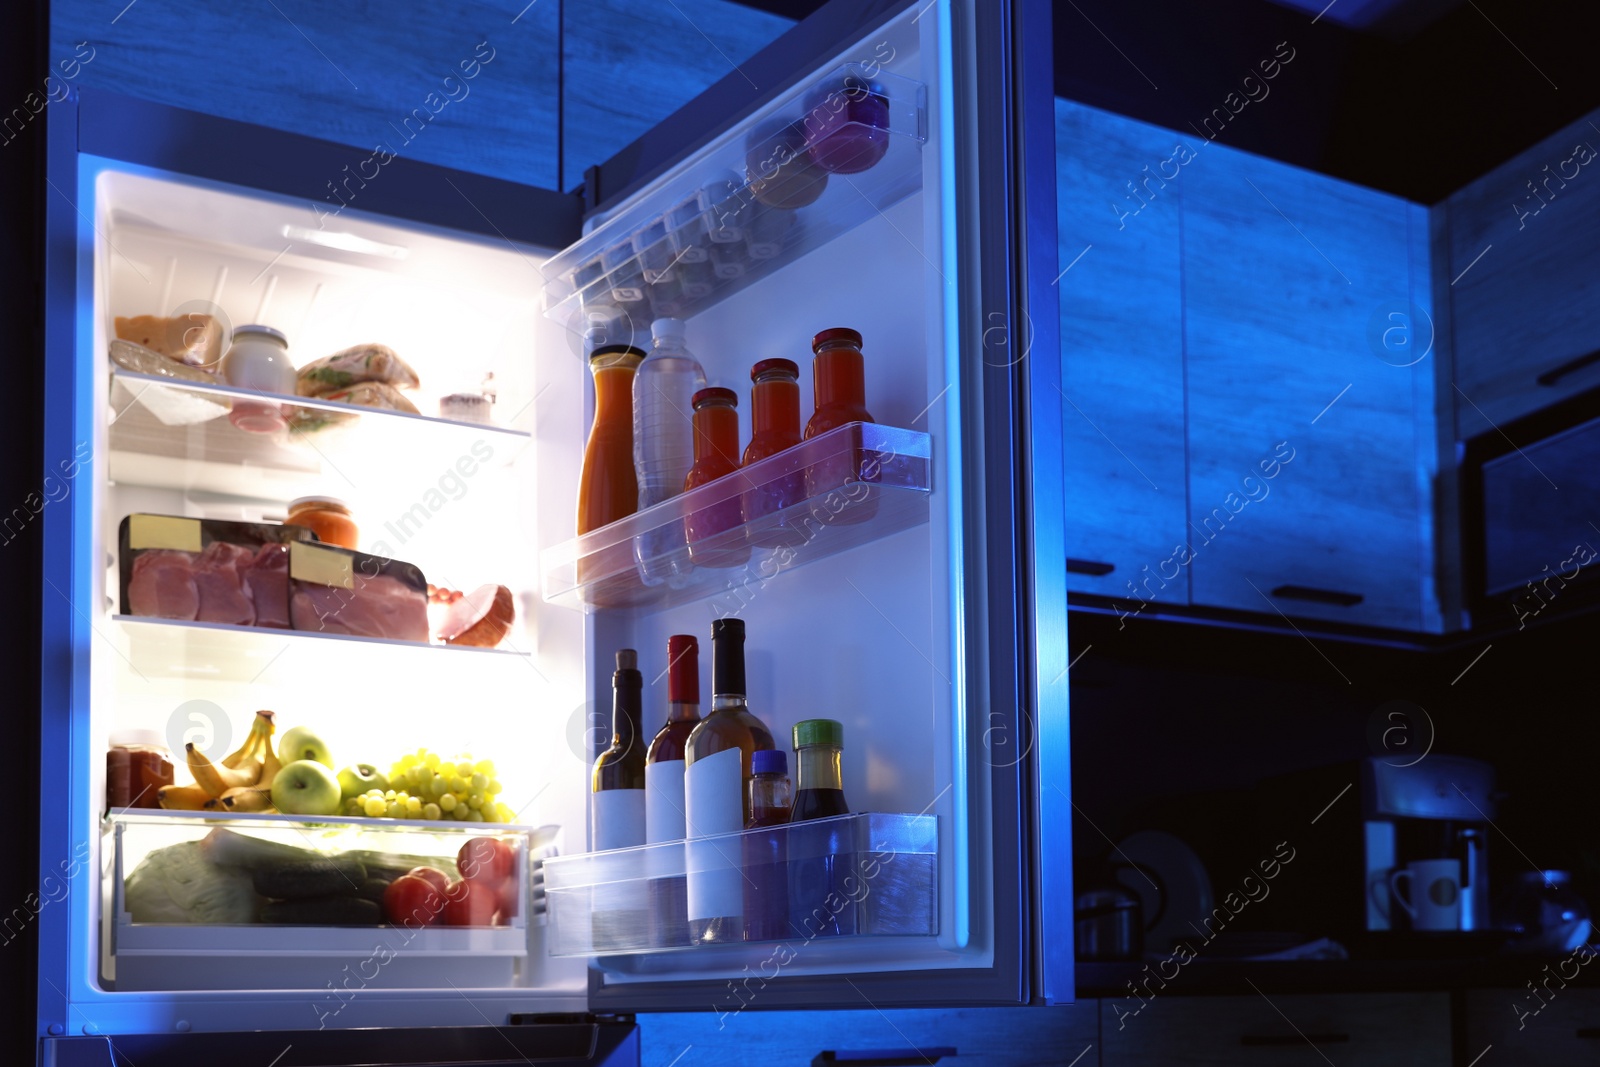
(1390, 859, 1462, 931)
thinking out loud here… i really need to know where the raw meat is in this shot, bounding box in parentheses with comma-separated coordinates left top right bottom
(290, 571, 428, 642)
(241, 544, 291, 629)
(192, 541, 256, 626)
(127, 550, 200, 620)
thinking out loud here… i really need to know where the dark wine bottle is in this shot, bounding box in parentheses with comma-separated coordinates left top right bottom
(645, 634, 701, 947)
(591, 649, 645, 848)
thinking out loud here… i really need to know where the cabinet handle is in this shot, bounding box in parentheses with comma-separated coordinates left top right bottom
(1239, 1033, 1350, 1047)
(813, 1048, 957, 1065)
(1270, 585, 1363, 607)
(1067, 558, 1115, 576)
(1536, 348, 1600, 387)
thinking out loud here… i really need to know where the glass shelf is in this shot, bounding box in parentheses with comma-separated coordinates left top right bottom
(107, 811, 558, 991)
(540, 423, 932, 613)
(112, 614, 531, 682)
(541, 63, 926, 332)
(108, 369, 529, 500)
(541, 813, 936, 958)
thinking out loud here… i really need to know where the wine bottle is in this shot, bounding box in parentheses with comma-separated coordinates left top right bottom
(645, 634, 701, 947)
(591, 649, 645, 850)
(683, 618, 775, 944)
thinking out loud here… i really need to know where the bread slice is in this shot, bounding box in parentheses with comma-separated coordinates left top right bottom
(115, 314, 225, 367)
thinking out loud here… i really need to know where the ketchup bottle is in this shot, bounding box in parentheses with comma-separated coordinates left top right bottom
(803, 328, 878, 524)
(683, 387, 751, 568)
(743, 358, 805, 547)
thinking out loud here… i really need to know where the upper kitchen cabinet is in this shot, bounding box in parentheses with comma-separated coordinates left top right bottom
(1056, 100, 1188, 608)
(52, 0, 561, 188)
(1180, 141, 1446, 632)
(1445, 106, 1600, 440)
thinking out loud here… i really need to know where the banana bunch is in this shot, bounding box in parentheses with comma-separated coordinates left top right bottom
(158, 711, 282, 813)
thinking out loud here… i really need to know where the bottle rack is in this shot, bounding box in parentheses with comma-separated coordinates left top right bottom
(540, 422, 932, 613)
(540, 64, 927, 332)
(541, 812, 936, 958)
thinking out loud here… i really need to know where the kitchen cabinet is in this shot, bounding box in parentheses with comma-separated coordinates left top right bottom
(1056, 99, 1187, 609)
(1445, 108, 1600, 440)
(1179, 140, 1444, 632)
(1099, 992, 1450, 1067)
(1464, 986, 1600, 1066)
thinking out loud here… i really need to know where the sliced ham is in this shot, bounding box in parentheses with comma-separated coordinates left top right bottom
(193, 541, 256, 626)
(291, 571, 428, 642)
(127, 550, 200, 620)
(242, 544, 291, 629)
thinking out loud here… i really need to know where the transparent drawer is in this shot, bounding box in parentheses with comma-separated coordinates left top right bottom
(541, 813, 936, 958)
(107, 811, 556, 991)
(540, 423, 932, 612)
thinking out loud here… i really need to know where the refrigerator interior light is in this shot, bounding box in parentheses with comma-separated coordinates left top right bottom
(281, 224, 410, 259)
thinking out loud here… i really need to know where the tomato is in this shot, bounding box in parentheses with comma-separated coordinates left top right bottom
(458, 837, 515, 884)
(493, 877, 520, 924)
(383, 874, 445, 927)
(442, 878, 498, 926)
(407, 866, 450, 895)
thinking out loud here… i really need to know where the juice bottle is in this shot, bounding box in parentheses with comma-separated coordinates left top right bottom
(742, 358, 805, 548)
(683, 387, 751, 568)
(803, 328, 878, 524)
(577, 345, 644, 604)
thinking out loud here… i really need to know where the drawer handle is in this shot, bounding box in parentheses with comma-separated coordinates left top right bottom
(1239, 1033, 1350, 1047)
(813, 1049, 957, 1066)
(1270, 585, 1364, 607)
(1067, 558, 1115, 576)
(1536, 348, 1600, 387)
(1575, 1028, 1600, 1039)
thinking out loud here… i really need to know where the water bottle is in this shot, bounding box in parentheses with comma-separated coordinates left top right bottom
(633, 318, 706, 586)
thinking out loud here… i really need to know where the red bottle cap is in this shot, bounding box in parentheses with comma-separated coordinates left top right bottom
(812, 327, 862, 351)
(692, 386, 738, 408)
(750, 358, 799, 382)
(667, 634, 699, 703)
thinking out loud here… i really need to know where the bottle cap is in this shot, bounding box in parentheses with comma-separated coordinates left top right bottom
(614, 648, 641, 688)
(233, 324, 287, 346)
(108, 728, 168, 751)
(710, 618, 746, 696)
(287, 495, 351, 515)
(666, 634, 699, 703)
(651, 317, 686, 343)
(692, 386, 737, 408)
(811, 327, 862, 352)
(793, 718, 844, 749)
(589, 344, 646, 368)
(752, 749, 787, 776)
(750, 358, 799, 382)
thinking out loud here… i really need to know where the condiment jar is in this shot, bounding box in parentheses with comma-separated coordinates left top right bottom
(286, 496, 359, 549)
(683, 387, 751, 568)
(106, 729, 174, 812)
(220, 325, 295, 434)
(803, 327, 878, 523)
(742, 358, 804, 546)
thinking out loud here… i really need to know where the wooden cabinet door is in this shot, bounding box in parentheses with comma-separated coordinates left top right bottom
(1056, 101, 1188, 609)
(1100, 992, 1450, 1067)
(1180, 141, 1443, 631)
(1447, 110, 1600, 439)
(1464, 986, 1600, 1066)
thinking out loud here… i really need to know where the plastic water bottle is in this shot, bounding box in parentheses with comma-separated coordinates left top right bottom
(633, 318, 706, 585)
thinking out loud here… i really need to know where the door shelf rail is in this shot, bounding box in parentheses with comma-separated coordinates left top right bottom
(540, 422, 932, 613)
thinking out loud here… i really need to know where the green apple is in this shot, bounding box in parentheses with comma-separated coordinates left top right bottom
(278, 726, 333, 768)
(271, 760, 343, 816)
(337, 764, 388, 800)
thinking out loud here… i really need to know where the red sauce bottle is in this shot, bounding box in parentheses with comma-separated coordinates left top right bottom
(742, 358, 805, 547)
(803, 328, 878, 524)
(683, 387, 751, 568)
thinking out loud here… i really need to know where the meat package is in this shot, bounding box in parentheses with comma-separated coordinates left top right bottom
(118, 515, 429, 643)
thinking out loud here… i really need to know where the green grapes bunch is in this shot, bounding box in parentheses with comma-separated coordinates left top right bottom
(338, 749, 517, 823)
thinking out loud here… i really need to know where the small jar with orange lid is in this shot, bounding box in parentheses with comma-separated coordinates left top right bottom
(286, 496, 359, 549)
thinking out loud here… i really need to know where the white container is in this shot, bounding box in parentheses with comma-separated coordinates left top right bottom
(219, 324, 294, 434)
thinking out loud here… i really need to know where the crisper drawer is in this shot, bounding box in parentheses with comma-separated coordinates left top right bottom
(1099, 992, 1450, 1067)
(542, 812, 936, 957)
(1465, 986, 1600, 1066)
(108, 811, 555, 991)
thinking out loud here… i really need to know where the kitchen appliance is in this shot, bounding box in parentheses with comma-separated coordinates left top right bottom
(1504, 870, 1592, 954)
(1074, 883, 1143, 962)
(32, 0, 1070, 1063)
(1363, 755, 1494, 933)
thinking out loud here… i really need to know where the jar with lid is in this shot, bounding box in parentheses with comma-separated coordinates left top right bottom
(803, 327, 878, 524)
(220, 325, 296, 434)
(286, 496, 359, 549)
(105, 729, 174, 812)
(682, 387, 751, 568)
(742, 358, 805, 547)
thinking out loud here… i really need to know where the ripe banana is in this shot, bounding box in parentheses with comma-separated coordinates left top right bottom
(187, 742, 262, 797)
(158, 783, 212, 810)
(257, 716, 282, 789)
(218, 786, 275, 813)
(219, 725, 262, 770)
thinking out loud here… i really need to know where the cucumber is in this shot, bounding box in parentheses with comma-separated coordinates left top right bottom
(200, 828, 323, 870)
(260, 895, 382, 925)
(356, 877, 392, 904)
(252, 858, 367, 899)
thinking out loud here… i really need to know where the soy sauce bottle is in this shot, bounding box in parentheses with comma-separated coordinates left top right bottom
(788, 719, 856, 937)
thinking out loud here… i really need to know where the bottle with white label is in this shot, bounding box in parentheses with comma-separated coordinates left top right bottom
(683, 618, 775, 944)
(645, 634, 701, 947)
(590, 648, 647, 950)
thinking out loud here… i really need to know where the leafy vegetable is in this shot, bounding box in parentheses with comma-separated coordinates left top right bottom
(124, 841, 260, 924)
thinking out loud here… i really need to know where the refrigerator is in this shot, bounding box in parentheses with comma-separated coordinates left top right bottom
(33, 0, 1071, 1062)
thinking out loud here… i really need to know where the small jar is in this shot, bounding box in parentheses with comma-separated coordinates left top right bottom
(286, 496, 359, 549)
(743, 358, 805, 547)
(683, 387, 750, 568)
(106, 729, 174, 812)
(804, 327, 878, 524)
(220, 325, 295, 434)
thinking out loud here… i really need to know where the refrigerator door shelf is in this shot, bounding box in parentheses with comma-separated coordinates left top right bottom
(107, 370, 530, 503)
(540, 422, 931, 612)
(543, 813, 936, 959)
(540, 64, 927, 330)
(107, 812, 555, 992)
